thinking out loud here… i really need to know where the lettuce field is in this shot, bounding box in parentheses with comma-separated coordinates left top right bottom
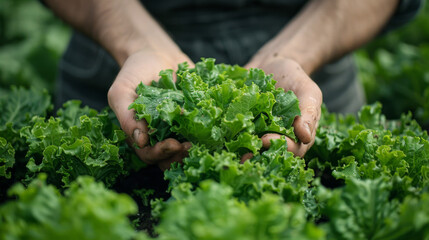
(1, 1, 429, 239)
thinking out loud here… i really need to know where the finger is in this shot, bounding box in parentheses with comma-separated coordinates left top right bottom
(293, 80, 322, 144)
(244, 60, 259, 69)
(108, 80, 149, 149)
(261, 133, 282, 149)
(176, 141, 192, 160)
(134, 138, 184, 164)
(240, 152, 254, 163)
(261, 133, 311, 157)
(284, 137, 312, 157)
(157, 141, 192, 171)
(185, 61, 195, 68)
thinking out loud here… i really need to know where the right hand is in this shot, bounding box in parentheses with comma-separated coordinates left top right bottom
(107, 49, 193, 170)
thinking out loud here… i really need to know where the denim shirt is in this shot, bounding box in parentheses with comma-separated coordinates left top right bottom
(55, 0, 421, 113)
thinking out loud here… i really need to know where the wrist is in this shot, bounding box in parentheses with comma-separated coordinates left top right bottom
(250, 36, 326, 75)
(110, 33, 149, 66)
(91, 0, 184, 67)
(276, 47, 322, 75)
(90, 0, 151, 66)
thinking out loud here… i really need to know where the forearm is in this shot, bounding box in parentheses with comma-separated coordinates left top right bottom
(263, 0, 399, 74)
(44, 0, 182, 66)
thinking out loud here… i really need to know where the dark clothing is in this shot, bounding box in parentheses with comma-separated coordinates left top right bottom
(55, 0, 422, 113)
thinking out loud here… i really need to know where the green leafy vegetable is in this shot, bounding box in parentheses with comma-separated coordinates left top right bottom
(165, 138, 314, 203)
(0, 137, 15, 179)
(0, 174, 148, 240)
(156, 180, 325, 240)
(20, 107, 127, 188)
(129, 58, 300, 153)
(317, 177, 429, 240)
(307, 103, 429, 198)
(0, 86, 52, 150)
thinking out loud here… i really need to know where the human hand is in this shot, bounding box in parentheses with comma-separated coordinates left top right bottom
(108, 49, 193, 170)
(245, 57, 322, 157)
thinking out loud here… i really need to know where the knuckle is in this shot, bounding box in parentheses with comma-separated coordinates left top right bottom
(303, 103, 321, 123)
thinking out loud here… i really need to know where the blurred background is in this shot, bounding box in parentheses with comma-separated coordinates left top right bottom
(0, 0, 428, 129)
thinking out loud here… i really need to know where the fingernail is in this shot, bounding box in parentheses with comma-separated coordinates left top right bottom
(305, 122, 311, 135)
(133, 129, 141, 143)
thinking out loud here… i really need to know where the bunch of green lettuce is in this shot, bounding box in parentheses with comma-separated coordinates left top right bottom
(0, 87, 52, 201)
(0, 174, 148, 240)
(19, 100, 127, 188)
(154, 180, 325, 240)
(165, 138, 313, 202)
(129, 58, 300, 155)
(0, 87, 144, 203)
(0, 86, 52, 150)
(307, 103, 429, 198)
(314, 177, 429, 240)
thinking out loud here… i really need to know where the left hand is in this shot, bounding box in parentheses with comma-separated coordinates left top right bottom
(245, 56, 322, 157)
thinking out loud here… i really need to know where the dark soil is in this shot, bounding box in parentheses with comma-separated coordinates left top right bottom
(113, 165, 170, 236)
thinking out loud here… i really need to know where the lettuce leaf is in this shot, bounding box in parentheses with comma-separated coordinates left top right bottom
(0, 174, 148, 240)
(20, 101, 127, 188)
(0, 86, 52, 150)
(307, 103, 429, 198)
(156, 180, 325, 240)
(165, 138, 314, 203)
(317, 177, 429, 240)
(129, 58, 300, 153)
(0, 137, 15, 179)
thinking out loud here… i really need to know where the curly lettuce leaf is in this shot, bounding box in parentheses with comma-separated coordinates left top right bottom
(19, 102, 127, 188)
(128, 82, 184, 145)
(307, 103, 429, 197)
(0, 175, 147, 240)
(130, 58, 301, 153)
(0, 86, 52, 131)
(156, 180, 325, 240)
(55, 100, 98, 128)
(0, 86, 52, 150)
(0, 137, 15, 179)
(165, 138, 313, 203)
(318, 177, 429, 240)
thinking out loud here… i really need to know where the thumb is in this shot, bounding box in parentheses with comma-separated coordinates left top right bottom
(293, 80, 322, 144)
(108, 79, 148, 148)
(243, 59, 260, 69)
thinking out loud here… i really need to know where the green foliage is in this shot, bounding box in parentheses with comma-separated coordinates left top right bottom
(19, 101, 127, 188)
(307, 103, 429, 198)
(129, 58, 300, 153)
(1, 0, 428, 239)
(0, 86, 52, 149)
(0, 137, 15, 179)
(356, 3, 429, 128)
(0, 88, 132, 192)
(0, 0, 70, 92)
(0, 174, 148, 240)
(156, 180, 325, 240)
(166, 138, 314, 203)
(356, 44, 429, 128)
(317, 177, 429, 240)
(132, 58, 429, 239)
(0, 88, 428, 239)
